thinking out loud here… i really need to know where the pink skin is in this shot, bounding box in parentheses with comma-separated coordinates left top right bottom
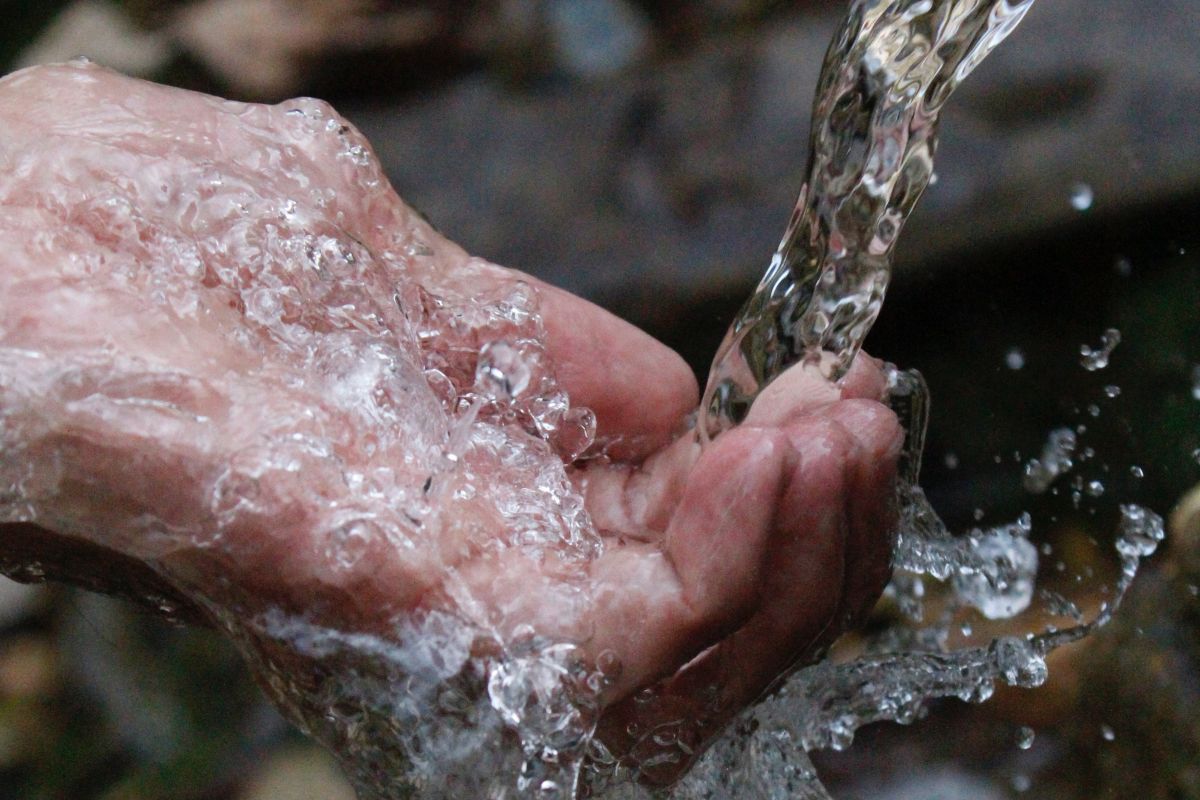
(0, 64, 902, 784)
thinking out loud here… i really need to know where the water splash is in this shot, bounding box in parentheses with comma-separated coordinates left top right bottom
(700, 0, 1038, 438)
(1023, 428, 1078, 494)
(1080, 328, 1122, 371)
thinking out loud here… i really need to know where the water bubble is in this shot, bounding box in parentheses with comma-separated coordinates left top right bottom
(1193, 448, 1200, 465)
(1015, 726, 1036, 750)
(475, 340, 534, 402)
(1101, 724, 1116, 742)
(1012, 773, 1033, 793)
(1192, 365, 1200, 400)
(1113, 256, 1133, 277)
(1069, 182, 1094, 211)
(944, 451, 960, 470)
(325, 520, 379, 570)
(1080, 328, 1121, 371)
(1005, 347, 1026, 370)
(1104, 385, 1121, 398)
(550, 406, 597, 462)
(1086, 480, 1105, 497)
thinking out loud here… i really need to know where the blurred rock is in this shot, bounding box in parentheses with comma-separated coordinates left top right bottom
(1171, 482, 1200, 570)
(172, 0, 446, 99)
(0, 635, 57, 698)
(15, 0, 170, 75)
(239, 745, 357, 800)
(0, 577, 45, 629)
(547, 0, 651, 79)
(342, 0, 1200, 321)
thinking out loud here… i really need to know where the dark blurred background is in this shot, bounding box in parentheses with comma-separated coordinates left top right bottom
(1, 1, 1198, 798)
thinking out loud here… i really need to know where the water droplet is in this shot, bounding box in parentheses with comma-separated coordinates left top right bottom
(1087, 403, 1101, 417)
(1129, 465, 1145, 479)
(325, 520, 379, 570)
(1104, 385, 1121, 398)
(1069, 182, 1094, 211)
(1115, 504, 1165, 560)
(1016, 726, 1036, 750)
(1101, 724, 1116, 742)
(1023, 428, 1077, 494)
(1080, 328, 1121, 371)
(1005, 347, 1026, 370)
(954, 529, 1038, 620)
(1012, 773, 1033, 793)
(960, 622, 973, 637)
(1086, 479, 1104, 497)
(475, 340, 534, 402)
(1191, 365, 1200, 400)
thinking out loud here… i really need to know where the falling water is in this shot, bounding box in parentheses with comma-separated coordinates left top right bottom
(701, 0, 1037, 438)
(649, 0, 1169, 798)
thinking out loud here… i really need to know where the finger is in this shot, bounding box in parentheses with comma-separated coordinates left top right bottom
(741, 351, 887, 429)
(401, 255, 701, 464)
(442, 426, 786, 701)
(579, 352, 891, 539)
(595, 414, 854, 780)
(839, 352, 890, 402)
(821, 399, 903, 631)
(581, 426, 788, 697)
(576, 431, 700, 538)
(535, 281, 699, 461)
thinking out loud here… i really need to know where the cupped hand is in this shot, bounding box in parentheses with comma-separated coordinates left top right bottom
(0, 63, 902, 786)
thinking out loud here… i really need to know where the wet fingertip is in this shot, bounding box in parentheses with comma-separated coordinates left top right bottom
(743, 362, 840, 428)
(839, 353, 889, 402)
(827, 399, 903, 457)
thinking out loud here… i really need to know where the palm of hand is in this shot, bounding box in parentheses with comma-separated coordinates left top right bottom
(0, 63, 901, 786)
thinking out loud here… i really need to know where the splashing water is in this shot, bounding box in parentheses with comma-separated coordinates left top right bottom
(652, 0, 1169, 797)
(700, 0, 1038, 438)
(0, 2, 1167, 798)
(1080, 328, 1122, 371)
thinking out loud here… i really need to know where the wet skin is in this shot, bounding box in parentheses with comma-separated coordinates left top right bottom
(0, 64, 902, 785)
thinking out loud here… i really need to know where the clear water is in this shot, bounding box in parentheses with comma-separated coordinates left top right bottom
(0, 2, 1168, 796)
(701, 0, 1037, 438)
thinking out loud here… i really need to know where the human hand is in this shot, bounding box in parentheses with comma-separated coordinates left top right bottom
(0, 63, 901, 789)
